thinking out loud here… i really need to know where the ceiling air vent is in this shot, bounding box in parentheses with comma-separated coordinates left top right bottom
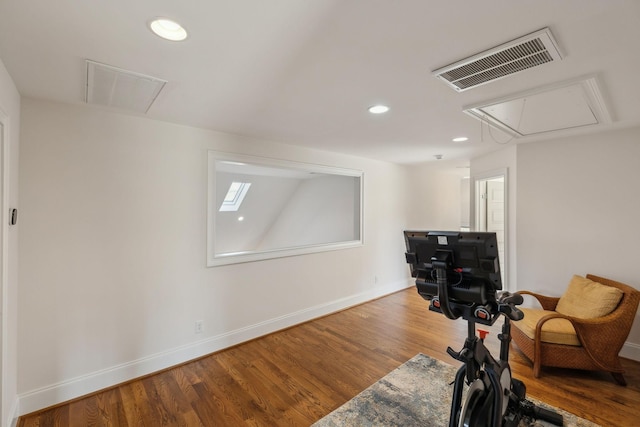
(85, 60, 167, 113)
(432, 28, 563, 92)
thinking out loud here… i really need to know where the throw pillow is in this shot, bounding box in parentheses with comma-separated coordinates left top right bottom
(556, 275, 623, 319)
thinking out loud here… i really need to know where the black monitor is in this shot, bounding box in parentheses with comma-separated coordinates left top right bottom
(404, 231, 502, 320)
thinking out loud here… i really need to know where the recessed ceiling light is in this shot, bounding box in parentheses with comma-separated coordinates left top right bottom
(149, 18, 188, 41)
(368, 105, 390, 114)
(452, 137, 469, 142)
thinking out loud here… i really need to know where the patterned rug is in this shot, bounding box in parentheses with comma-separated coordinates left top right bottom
(312, 354, 599, 427)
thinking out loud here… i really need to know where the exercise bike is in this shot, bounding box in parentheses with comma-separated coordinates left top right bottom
(404, 231, 563, 427)
(433, 286, 562, 426)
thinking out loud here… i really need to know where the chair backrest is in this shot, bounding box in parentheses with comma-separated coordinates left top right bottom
(586, 274, 640, 329)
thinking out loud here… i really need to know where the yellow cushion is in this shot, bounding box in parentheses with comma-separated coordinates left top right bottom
(515, 307, 581, 346)
(555, 275, 623, 319)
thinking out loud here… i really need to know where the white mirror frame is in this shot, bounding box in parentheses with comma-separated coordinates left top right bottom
(207, 151, 364, 267)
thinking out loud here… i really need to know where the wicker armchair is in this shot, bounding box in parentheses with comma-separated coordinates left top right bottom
(511, 274, 640, 385)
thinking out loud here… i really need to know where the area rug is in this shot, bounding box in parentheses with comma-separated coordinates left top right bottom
(312, 354, 599, 427)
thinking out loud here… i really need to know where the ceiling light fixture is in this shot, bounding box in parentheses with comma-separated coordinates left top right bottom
(368, 105, 389, 114)
(149, 18, 188, 41)
(452, 137, 469, 142)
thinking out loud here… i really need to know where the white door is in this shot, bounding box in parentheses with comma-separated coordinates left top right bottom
(474, 174, 507, 288)
(486, 178, 505, 280)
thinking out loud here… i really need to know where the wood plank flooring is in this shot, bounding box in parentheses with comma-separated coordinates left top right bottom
(18, 288, 640, 426)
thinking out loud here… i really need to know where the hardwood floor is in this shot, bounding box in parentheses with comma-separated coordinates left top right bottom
(18, 288, 640, 426)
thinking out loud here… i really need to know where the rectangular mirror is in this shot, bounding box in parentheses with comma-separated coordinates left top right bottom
(207, 151, 363, 266)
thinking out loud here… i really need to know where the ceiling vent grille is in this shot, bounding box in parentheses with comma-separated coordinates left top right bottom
(433, 28, 563, 92)
(85, 60, 167, 113)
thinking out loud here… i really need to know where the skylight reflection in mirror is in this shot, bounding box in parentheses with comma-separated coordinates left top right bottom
(220, 182, 251, 212)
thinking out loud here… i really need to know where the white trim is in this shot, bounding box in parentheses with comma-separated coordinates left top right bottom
(17, 279, 412, 415)
(8, 399, 17, 427)
(0, 108, 12, 427)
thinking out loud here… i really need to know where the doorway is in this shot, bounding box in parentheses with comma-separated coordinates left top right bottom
(473, 170, 507, 288)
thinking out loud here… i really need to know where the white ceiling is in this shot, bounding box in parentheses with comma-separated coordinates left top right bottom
(1, 0, 639, 164)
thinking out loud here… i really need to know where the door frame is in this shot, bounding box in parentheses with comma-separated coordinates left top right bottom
(471, 168, 508, 290)
(0, 108, 8, 425)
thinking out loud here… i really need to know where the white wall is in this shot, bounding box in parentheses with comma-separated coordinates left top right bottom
(0, 57, 20, 427)
(516, 127, 640, 357)
(17, 98, 413, 414)
(469, 131, 640, 359)
(404, 161, 469, 231)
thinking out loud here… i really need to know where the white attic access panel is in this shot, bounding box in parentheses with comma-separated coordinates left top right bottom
(463, 75, 612, 138)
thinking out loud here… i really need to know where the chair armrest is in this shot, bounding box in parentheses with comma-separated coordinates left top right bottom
(535, 311, 628, 370)
(564, 311, 630, 346)
(518, 290, 560, 311)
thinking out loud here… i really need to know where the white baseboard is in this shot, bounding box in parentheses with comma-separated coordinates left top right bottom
(620, 341, 640, 362)
(18, 279, 413, 416)
(7, 398, 18, 427)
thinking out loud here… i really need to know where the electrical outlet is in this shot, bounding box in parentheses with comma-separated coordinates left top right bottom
(195, 320, 204, 334)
